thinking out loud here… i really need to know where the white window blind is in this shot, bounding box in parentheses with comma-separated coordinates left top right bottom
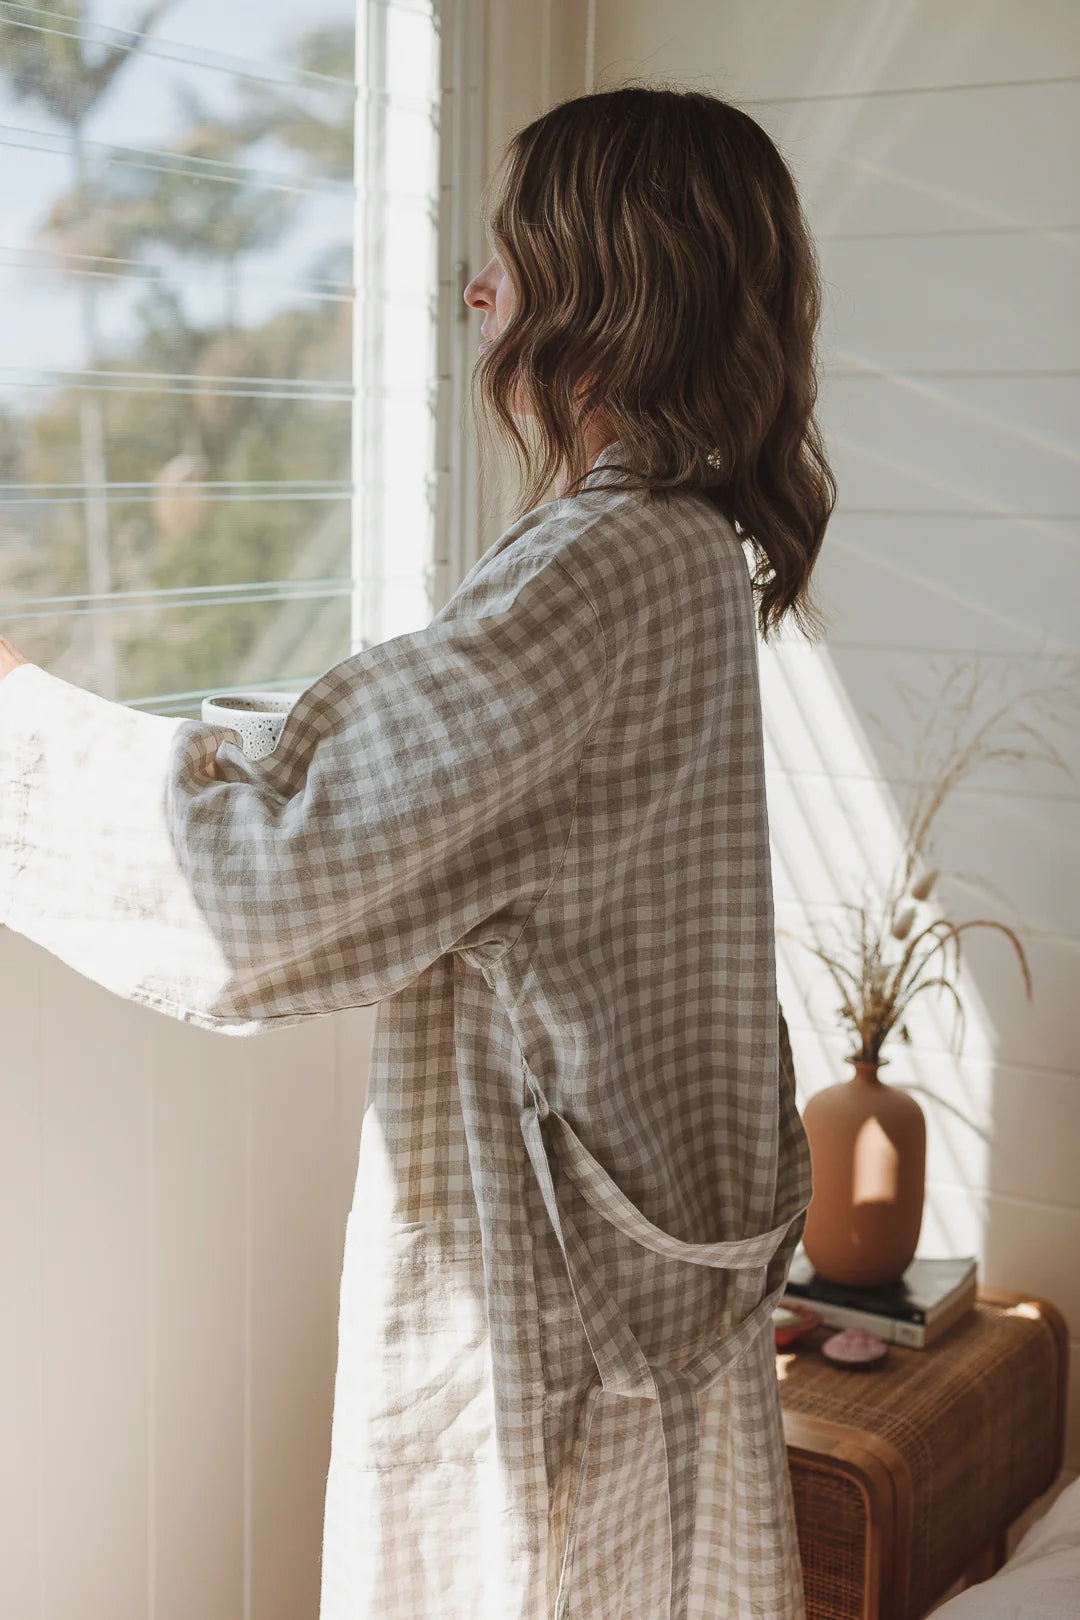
(0, 0, 440, 717)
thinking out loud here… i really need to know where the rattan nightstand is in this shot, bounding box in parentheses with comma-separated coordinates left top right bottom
(777, 1285, 1069, 1620)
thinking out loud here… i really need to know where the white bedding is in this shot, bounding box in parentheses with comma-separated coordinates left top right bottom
(931, 1475, 1080, 1618)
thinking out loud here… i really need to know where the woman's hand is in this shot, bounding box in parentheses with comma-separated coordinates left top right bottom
(0, 634, 30, 680)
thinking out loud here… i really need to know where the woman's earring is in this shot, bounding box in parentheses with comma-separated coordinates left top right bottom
(706, 448, 724, 471)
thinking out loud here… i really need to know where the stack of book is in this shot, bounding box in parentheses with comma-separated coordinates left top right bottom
(780, 1246, 979, 1348)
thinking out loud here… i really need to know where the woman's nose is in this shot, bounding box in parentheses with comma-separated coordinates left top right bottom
(463, 260, 496, 311)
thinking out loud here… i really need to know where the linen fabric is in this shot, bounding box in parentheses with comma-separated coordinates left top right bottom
(0, 443, 813, 1618)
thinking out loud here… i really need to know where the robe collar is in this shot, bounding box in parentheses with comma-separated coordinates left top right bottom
(579, 438, 629, 493)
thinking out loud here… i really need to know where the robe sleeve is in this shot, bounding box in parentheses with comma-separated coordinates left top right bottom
(0, 552, 609, 1036)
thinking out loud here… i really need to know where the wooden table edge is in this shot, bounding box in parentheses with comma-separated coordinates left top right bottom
(974, 1286, 1070, 1483)
(783, 1409, 913, 1620)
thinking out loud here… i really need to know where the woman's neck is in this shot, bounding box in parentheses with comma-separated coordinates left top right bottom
(554, 422, 615, 498)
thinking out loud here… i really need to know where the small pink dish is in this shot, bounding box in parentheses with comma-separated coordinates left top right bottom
(773, 1300, 821, 1349)
(821, 1326, 889, 1366)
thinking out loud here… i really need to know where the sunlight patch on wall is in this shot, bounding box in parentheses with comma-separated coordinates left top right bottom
(760, 636, 996, 1234)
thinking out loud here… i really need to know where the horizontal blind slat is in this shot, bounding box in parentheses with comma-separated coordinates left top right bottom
(1, 492, 351, 506)
(2, 377, 352, 403)
(0, 578, 354, 619)
(1, 370, 434, 402)
(1, 364, 348, 390)
(1, 482, 353, 506)
(0, 124, 354, 197)
(0, 246, 355, 299)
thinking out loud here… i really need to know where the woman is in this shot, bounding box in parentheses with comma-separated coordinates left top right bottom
(0, 87, 834, 1620)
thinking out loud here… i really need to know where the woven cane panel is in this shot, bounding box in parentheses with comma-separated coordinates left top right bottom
(778, 1300, 1063, 1618)
(790, 1460, 867, 1620)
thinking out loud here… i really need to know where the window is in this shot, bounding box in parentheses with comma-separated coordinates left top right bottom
(0, 0, 440, 717)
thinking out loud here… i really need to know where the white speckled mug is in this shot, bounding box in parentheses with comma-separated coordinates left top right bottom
(201, 691, 303, 762)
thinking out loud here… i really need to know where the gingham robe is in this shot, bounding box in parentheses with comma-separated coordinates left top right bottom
(0, 445, 813, 1619)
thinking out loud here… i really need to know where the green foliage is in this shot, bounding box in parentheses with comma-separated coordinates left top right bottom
(0, 8, 358, 711)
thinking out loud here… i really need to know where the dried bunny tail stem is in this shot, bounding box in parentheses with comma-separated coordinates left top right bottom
(890, 974, 967, 1056)
(873, 912, 956, 1054)
(901, 656, 1080, 886)
(854, 737, 917, 911)
(837, 894, 880, 989)
(966, 917, 1032, 999)
(775, 926, 861, 1002)
(891, 905, 917, 940)
(894, 660, 978, 885)
(909, 867, 939, 902)
(866, 893, 895, 1007)
(797, 895, 861, 976)
(848, 897, 880, 1006)
(892, 916, 963, 1003)
(899, 916, 1032, 1005)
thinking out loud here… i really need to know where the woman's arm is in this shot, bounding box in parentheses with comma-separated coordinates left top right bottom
(0, 553, 608, 1036)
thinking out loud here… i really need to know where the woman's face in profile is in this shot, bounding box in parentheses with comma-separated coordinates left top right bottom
(463, 255, 514, 354)
(462, 250, 602, 458)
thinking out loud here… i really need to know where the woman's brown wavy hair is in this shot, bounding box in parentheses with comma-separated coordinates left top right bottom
(471, 84, 836, 643)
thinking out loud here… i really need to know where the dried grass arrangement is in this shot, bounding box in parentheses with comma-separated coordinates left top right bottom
(777, 655, 1080, 1064)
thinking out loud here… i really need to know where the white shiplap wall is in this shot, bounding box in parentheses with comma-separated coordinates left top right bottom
(591, 0, 1080, 1551)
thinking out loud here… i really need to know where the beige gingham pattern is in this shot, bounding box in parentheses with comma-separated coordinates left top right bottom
(0, 443, 813, 1618)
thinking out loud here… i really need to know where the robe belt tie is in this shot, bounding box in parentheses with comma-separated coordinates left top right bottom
(520, 1095, 807, 1620)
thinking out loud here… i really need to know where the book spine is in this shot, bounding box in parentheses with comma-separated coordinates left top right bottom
(784, 1276, 978, 1327)
(781, 1297, 929, 1346)
(782, 1280, 928, 1323)
(780, 1286, 975, 1349)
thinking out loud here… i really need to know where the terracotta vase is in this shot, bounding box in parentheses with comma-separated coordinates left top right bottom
(800, 1055, 927, 1287)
